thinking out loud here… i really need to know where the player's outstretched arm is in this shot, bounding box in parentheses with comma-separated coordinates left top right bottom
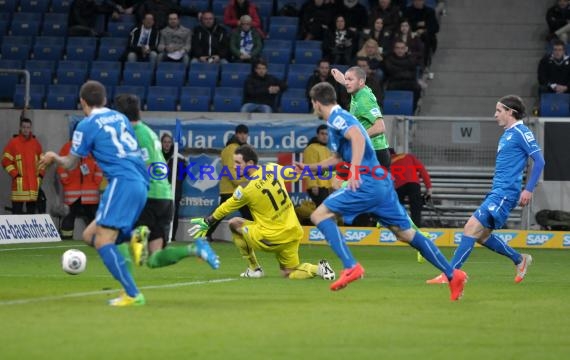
(39, 151, 80, 170)
(331, 68, 346, 86)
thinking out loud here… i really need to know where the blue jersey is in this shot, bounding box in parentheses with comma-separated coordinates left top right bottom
(327, 105, 384, 179)
(491, 121, 541, 201)
(71, 107, 148, 184)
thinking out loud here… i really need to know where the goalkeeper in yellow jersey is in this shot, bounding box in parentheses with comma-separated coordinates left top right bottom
(189, 144, 335, 280)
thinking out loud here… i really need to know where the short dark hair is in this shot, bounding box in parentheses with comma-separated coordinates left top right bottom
(309, 82, 337, 105)
(235, 124, 249, 134)
(20, 117, 32, 125)
(114, 93, 141, 122)
(316, 124, 327, 133)
(498, 95, 526, 120)
(552, 39, 565, 48)
(235, 144, 258, 164)
(80, 80, 106, 107)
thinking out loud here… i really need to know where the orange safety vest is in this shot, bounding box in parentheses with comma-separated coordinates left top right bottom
(2, 133, 44, 202)
(57, 142, 103, 205)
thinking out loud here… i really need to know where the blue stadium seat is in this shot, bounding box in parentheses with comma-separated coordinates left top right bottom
(97, 37, 127, 61)
(256, 1, 273, 18)
(1, 39, 31, 60)
(50, 0, 72, 13)
(41, 13, 67, 36)
(276, 0, 304, 13)
(107, 18, 135, 38)
(10, 12, 42, 36)
(269, 16, 299, 26)
(0, 14, 9, 36)
(180, 86, 211, 111)
(90, 61, 121, 86)
(262, 40, 293, 64)
(155, 62, 187, 86)
(280, 89, 309, 113)
(56, 60, 88, 85)
(268, 23, 298, 41)
(540, 93, 570, 117)
(13, 84, 45, 108)
(65, 37, 97, 61)
(180, 0, 211, 12)
(267, 63, 287, 80)
(406, 0, 437, 8)
(0, 59, 23, 99)
(294, 41, 322, 64)
(25, 59, 55, 85)
(212, 0, 226, 16)
(0, 0, 19, 13)
(46, 84, 78, 109)
(220, 63, 250, 87)
(286, 63, 314, 88)
(146, 86, 179, 111)
(179, 15, 198, 30)
(122, 62, 153, 86)
(213, 87, 243, 112)
(187, 63, 219, 92)
(114, 85, 147, 104)
(32, 36, 65, 60)
(20, 0, 50, 12)
(383, 90, 414, 116)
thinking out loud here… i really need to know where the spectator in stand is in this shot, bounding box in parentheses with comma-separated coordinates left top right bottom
(547, 0, 570, 43)
(57, 135, 103, 240)
(191, 11, 229, 64)
(241, 58, 287, 113)
(382, 40, 422, 111)
(538, 39, 570, 94)
(334, 0, 369, 34)
(224, 0, 264, 37)
(322, 15, 358, 65)
(68, 0, 121, 37)
(126, 13, 160, 67)
(157, 12, 192, 65)
(389, 148, 432, 227)
(355, 57, 384, 106)
(299, 0, 334, 41)
(370, 0, 402, 35)
(362, 17, 393, 56)
(303, 125, 332, 207)
(403, 0, 439, 68)
(306, 59, 350, 109)
(137, 0, 198, 30)
(229, 15, 263, 63)
(2, 118, 45, 214)
(161, 133, 186, 242)
(356, 38, 384, 82)
(393, 18, 425, 72)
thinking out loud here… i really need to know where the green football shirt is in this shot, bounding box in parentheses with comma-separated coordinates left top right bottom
(133, 122, 172, 200)
(350, 86, 389, 150)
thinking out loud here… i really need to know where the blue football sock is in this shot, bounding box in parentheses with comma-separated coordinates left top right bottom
(410, 231, 453, 278)
(97, 243, 139, 297)
(482, 234, 522, 265)
(316, 218, 357, 269)
(450, 235, 476, 269)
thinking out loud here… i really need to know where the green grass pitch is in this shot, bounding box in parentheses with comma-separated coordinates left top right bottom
(0, 242, 569, 360)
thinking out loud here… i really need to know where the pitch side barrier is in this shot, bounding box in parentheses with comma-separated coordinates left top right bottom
(0, 215, 61, 245)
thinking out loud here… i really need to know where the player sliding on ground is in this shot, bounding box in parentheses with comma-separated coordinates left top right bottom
(426, 95, 544, 285)
(298, 82, 466, 300)
(189, 144, 336, 281)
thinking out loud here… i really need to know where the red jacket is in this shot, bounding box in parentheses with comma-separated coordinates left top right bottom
(2, 133, 44, 202)
(57, 142, 103, 205)
(223, 0, 264, 36)
(390, 153, 432, 189)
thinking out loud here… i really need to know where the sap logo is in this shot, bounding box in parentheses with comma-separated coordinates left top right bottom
(453, 232, 463, 244)
(425, 231, 443, 242)
(495, 232, 517, 244)
(526, 233, 554, 246)
(563, 235, 570, 247)
(344, 230, 371, 242)
(379, 230, 397, 243)
(308, 228, 326, 241)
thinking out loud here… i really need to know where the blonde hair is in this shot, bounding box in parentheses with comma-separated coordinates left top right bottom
(357, 38, 382, 60)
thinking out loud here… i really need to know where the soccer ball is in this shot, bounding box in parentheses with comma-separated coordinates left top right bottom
(62, 249, 87, 275)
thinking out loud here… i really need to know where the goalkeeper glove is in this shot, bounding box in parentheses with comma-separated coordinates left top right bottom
(188, 217, 210, 238)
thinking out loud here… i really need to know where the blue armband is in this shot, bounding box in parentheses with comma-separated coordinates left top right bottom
(525, 151, 545, 192)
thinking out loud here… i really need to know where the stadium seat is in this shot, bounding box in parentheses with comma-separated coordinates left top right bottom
(262, 40, 293, 64)
(25, 59, 55, 85)
(10, 12, 42, 36)
(114, 85, 147, 104)
(180, 86, 211, 111)
(107, 18, 136, 38)
(280, 89, 309, 113)
(65, 37, 97, 61)
(268, 23, 298, 41)
(286, 64, 315, 88)
(97, 37, 127, 61)
(146, 86, 179, 111)
(32, 36, 65, 60)
(220, 63, 250, 87)
(276, 0, 304, 14)
(56, 60, 88, 85)
(20, 0, 50, 12)
(187, 62, 219, 91)
(179, 15, 198, 30)
(256, 0, 273, 18)
(0, 14, 10, 36)
(269, 16, 299, 26)
(155, 62, 187, 87)
(0, 0, 19, 13)
(41, 13, 68, 36)
(0, 59, 23, 100)
(294, 41, 322, 64)
(212, 0, 226, 16)
(13, 84, 45, 109)
(90, 61, 121, 86)
(267, 63, 287, 80)
(383, 90, 414, 116)
(46, 84, 78, 109)
(212, 87, 243, 112)
(540, 93, 570, 117)
(180, 0, 211, 12)
(50, 0, 72, 13)
(122, 62, 153, 86)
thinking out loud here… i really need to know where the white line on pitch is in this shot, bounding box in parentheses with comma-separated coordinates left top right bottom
(0, 278, 236, 306)
(0, 244, 88, 252)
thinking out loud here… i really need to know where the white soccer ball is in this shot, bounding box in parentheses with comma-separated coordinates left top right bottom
(62, 249, 87, 275)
